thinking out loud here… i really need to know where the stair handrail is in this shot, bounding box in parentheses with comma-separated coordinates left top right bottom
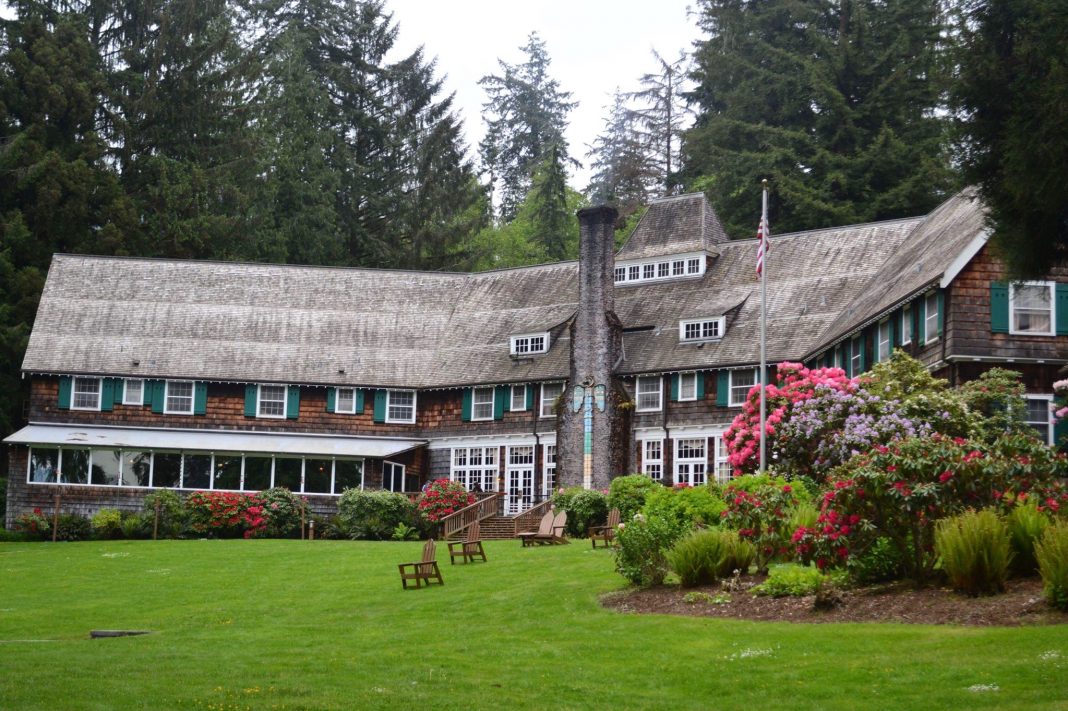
(440, 492, 503, 540)
(512, 498, 555, 533)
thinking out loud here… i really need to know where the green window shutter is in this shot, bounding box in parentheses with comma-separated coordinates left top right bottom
(149, 380, 165, 414)
(696, 373, 706, 399)
(326, 387, 336, 413)
(1055, 284, 1068, 335)
(986, 281, 1003, 333)
(494, 385, 508, 420)
(373, 390, 387, 423)
(461, 388, 472, 421)
(194, 382, 208, 415)
(937, 291, 945, 336)
(669, 374, 679, 401)
(716, 371, 730, 407)
(244, 384, 258, 417)
(525, 384, 534, 410)
(58, 376, 72, 409)
(355, 389, 365, 414)
(113, 380, 125, 407)
(100, 378, 115, 412)
(286, 385, 300, 419)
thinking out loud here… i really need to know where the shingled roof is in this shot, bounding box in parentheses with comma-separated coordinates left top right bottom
(616, 193, 730, 261)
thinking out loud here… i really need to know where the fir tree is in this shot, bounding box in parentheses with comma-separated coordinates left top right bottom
(586, 89, 659, 216)
(627, 49, 689, 194)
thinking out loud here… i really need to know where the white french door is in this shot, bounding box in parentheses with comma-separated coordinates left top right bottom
(505, 446, 535, 514)
(674, 438, 707, 486)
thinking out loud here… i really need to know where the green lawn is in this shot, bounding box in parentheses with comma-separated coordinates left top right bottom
(0, 540, 1066, 710)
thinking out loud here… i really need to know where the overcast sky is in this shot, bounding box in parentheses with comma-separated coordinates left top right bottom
(386, 0, 700, 191)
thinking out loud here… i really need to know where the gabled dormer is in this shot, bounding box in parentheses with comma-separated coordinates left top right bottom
(614, 193, 729, 287)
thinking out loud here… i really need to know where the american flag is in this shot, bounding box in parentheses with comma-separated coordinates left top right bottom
(756, 211, 770, 277)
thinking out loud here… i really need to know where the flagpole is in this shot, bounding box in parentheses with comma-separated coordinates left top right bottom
(759, 179, 768, 475)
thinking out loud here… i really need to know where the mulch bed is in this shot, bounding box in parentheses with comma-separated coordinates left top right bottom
(601, 575, 1068, 626)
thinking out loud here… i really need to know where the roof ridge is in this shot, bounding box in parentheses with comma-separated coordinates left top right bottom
(51, 253, 470, 278)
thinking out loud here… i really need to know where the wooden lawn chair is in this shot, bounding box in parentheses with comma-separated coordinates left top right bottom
(588, 507, 621, 549)
(547, 510, 569, 545)
(398, 539, 444, 589)
(517, 511, 554, 548)
(447, 520, 487, 564)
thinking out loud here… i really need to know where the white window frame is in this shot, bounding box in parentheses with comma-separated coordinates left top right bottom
(635, 375, 663, 412)
(687, 257, 701, 274)
(614, 266, 626, 283)
(71, 377, 102, 411)
(713, 434, 731, 484)
(679, 317, 725, 343)
(471, 386, 495, 421)
(122, 379, 144, 406)
(729, 369, 756, 407)
(850, 335, 862, 374)
(510, 332, 549, 356)
(335, 387, 356, 414)
(628, 265, 640, 281)
(382, 460, 406, 492)
(877, 319, 891, 363)
(164, 380, 195, 416)
(1024, 394, 1054, 445)
(542, 443, 556, 497)
(678, 372, 697, 402)
(674, 438, 707, 486)
(901, 304, 913, 345)
(924, 291, 939, 344)
(386, 389, 417, 424)
(510, 385, 527, 412)
(642, 439, 663, 481)
(1009, 281, 1056, 336)
(451, 446, 498, 492)
(540, 382, 564, 418)
(256, 383, 286, 419)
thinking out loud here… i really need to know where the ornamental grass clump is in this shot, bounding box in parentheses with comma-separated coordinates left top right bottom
(1035, 522, 1068, 610)
(753, 563, 830, 597)
(667, 530, 730, 587)
(934, 509, 1012, 596)
(1006, 500, 1051, 576)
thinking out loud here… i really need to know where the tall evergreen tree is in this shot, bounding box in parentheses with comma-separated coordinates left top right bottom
(478, 32, 577, 221)
(953, 0, 1068, 277)
(528, 142, 572, 261)
(683, 0, 957, 237)
(585, 90, 659, 215)
(627, 49, 689, 194)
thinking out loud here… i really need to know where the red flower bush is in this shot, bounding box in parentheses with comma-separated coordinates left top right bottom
(721, 476, 809, 571)
(417, 479, 475, 523)
(185, 491, 268, 538)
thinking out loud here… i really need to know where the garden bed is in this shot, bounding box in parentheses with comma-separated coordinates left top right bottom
(602, 575, 1068, 626)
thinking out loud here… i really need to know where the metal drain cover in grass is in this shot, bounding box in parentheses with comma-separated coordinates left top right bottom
(89, 630, 153, 639)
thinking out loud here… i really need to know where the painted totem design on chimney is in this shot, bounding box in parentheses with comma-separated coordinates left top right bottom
(555, 206, 630, 490)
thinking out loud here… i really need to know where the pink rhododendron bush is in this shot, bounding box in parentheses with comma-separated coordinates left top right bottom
(417, 478, 475, 522)
(791, 433, 1068, 582)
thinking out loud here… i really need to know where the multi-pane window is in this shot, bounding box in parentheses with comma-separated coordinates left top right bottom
(636, 375, 662, 412)
(614, 266, 626, 283)
(672, 260, 684, 276)
(257, 384, 286, 418)
(505, 445, 535, 514)
(543, 444, 556, 496)
(680, 318, 724, 342)
(336, 388, 356, 413)
(850, 335, 862, 375)
(72, 377, 102, 410)
(1010, 282, 1055, 335)
(510, 333, 548, 355)
(472, 386, 495, 421)
(877, 319, 891, 362)
(901, 304, 913, 345)
(451, 446, 498, 492)
(687, 258, 701, 274)
(123, 379, 144, 406)
(924, 291, 939, 343)
(615, 258, 702, 284)
(675, 438, 707, 486)
(729, 369, 756, 407)
(540, 382, 564, 418)
(714, 434, 731, 484)
(643, 264, 655, 279)
(643, 440, 663, 480)
(386, 390, 416, 423)
(1024, 396, 1053, 445)
(679, 372, 697, 401)
(166, 381, 195, 415)
(511, 385, 527, 412)
(657, 262, 670, 278)
(629, 265, 640, 280)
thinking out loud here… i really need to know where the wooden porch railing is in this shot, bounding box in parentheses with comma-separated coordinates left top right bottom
(512, 498, 554, 534)
(440, 492, 503, 540)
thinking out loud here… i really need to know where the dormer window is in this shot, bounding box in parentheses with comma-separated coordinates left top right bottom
(614, 252, 706, 286)
(510, 332, 549, 356)
(679, 317, 725, 342)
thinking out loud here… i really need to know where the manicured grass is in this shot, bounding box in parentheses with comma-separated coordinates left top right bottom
(1, 540, 1066, 710)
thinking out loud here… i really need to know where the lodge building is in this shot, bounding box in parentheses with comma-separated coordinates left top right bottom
(4, 188, 1067, 528)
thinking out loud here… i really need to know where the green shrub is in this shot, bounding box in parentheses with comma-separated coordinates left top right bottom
(1035, 521, 1068, 610)
(642, 485, 726, 529)
(143, 490, 185, 538)
(552, 487, 609, 537)
(53, 514, 92, 542)
(0, 528, 26, 542)
(337, 489, 416, 541)
(667, 530, 730, 587)
(788, 502, 819, 532)
(753, 563, 830, 597)
(91, 508, 124, 539)
(721, 530, 756, 577)
(311, 514, 346, 540)
(608, 475, 662, 520)
(259, 487, 303, 538)
(121, 512, 154, 540)
(935, 509, 1013, 596)
(614, 513, 686, 587)
(1006, 500, 1051, 576)
(846, 536, 905, 584)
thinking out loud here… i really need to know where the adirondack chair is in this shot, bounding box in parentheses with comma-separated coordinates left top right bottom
(398, 539, 444, 589)
(447, 520, 487, 564)
(547, 510, 569, 545)
(588, 507, 621, 549)
(517, 511, 555, 548)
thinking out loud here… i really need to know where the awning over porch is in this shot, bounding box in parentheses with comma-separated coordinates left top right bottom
(3, 424, 426, 459)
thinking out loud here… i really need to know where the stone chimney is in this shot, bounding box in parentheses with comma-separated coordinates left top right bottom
(556, 206, 629, 490)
